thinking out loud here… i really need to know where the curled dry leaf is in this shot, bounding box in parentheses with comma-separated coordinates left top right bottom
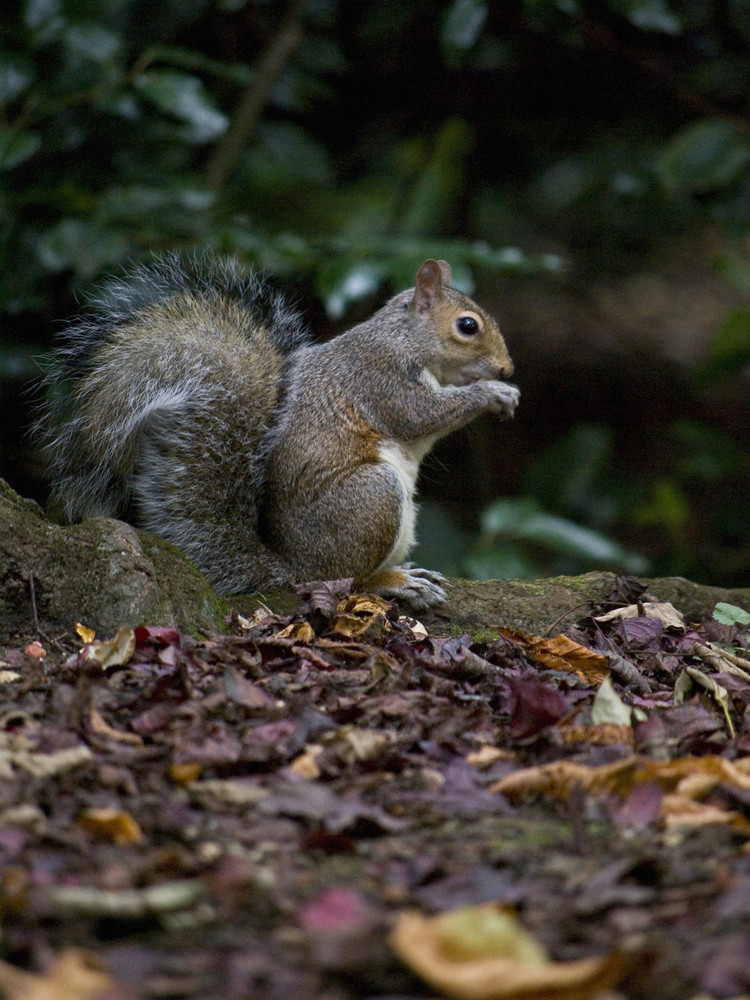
(390, 902, 631, 1000)
(82, 625, 136, 670)
(89, 706, 144, 747)
(499, 628, 610, 685)
(275, 621, 316, 641)
(333, 593, 393, 641)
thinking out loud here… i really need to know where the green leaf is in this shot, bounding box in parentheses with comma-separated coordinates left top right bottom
(480, 498, 648, 572)
(316, 260, 387, 319)
(442, 0, 489, 51)
(621, 0, 681, 34)
(62, 23, 121, 64)
(135, 70, 228, 143)
(399, 119, 473, 237)
(0, 129, 42, 170)
(36, 220, 129, 278)
(656, 119, 750, 194)
(697, 307, 750, 384)
(0, 58, 33, 105)
(24, 0, 65, 40)
(713, 602, 750, 628)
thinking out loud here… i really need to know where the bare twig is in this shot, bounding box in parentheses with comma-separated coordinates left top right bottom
(206, 2, 304, 191)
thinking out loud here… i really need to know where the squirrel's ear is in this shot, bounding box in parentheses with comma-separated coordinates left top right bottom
(412, 258, 448, 314)
(436, 259, 452, 286)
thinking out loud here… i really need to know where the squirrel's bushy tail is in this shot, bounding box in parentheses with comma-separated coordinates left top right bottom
(40, 251, 308, 532)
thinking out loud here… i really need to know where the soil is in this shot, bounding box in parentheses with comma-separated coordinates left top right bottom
(1, 576, 749, 1000)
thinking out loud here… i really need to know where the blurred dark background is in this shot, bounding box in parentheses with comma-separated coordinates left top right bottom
(2, 0, 750, 586)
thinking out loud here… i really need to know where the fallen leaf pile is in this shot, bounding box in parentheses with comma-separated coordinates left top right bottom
(0, 577, 749, 998)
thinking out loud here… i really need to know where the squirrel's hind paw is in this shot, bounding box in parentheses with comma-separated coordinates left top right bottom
(372, 564, 448, 612)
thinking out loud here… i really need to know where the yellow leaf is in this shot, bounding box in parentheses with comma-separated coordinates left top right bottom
(77, 807, 144, 845)
(76, 622, 96, 645)
(275, 621, 316, 641)
(169, 761, 203, 785)
(390, 903, 631, 1000)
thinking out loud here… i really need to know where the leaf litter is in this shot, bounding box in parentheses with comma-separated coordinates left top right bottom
(0, 577, 749, 998)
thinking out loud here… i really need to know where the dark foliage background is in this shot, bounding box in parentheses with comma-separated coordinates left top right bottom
(2, 0, 750, 586)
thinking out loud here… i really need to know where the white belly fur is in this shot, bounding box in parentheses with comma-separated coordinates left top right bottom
(376, 437, 436, 570)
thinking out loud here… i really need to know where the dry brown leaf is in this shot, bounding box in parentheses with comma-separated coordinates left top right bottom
(0, 948, 117, 1000)
(491, 756, 638, 801)
(559, 724, 634, 748)
(492, 755, 750, 835)
(89, 707, 144, 747)
(77, 807, 144, 845)
(334, 594, 392, 640)
(390, 903, 631, 1000)
(499, 628, 610, 685)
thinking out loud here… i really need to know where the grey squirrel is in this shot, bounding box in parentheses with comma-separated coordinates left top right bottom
(41, 253, 519, 610)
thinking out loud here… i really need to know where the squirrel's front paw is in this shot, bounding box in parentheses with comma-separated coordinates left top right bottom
(380, 564, 448, 612)
(488, 382, 520, 418)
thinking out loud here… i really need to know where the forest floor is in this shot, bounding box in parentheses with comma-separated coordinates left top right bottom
(1, 576, 749, 1000)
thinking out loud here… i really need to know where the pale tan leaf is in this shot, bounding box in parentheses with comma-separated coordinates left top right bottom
(390, 904, 631, 1000)
(595, 601, 685, 630)
(0, 948, 117, 1000)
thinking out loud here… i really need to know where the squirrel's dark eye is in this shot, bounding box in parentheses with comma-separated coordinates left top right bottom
(455, 314, 480, 337)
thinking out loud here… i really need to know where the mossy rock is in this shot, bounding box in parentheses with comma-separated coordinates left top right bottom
(0, 479, 225, 644)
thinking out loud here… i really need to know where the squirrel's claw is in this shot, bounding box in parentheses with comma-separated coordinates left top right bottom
(380, 564, 449, 612)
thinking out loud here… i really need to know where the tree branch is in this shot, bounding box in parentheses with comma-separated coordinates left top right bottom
(206, 2, 304, 192)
